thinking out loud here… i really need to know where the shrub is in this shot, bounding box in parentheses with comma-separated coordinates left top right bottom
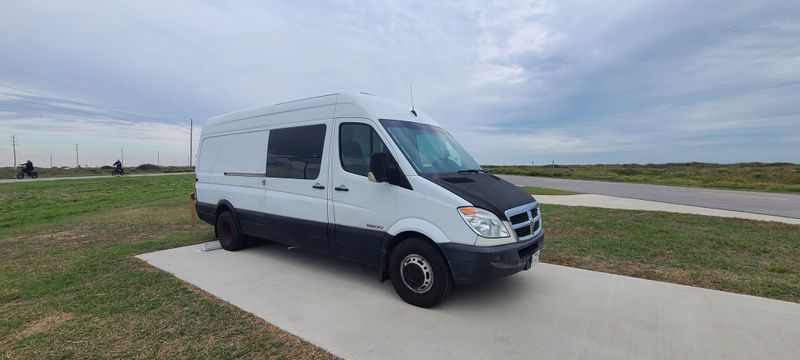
(136, 164, 161, 171)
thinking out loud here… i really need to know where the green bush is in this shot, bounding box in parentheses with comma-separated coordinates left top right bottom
(136, 164, 161, 171)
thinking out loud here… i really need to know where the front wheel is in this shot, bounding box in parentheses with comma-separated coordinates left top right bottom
(389, 238, 453, 308)
(16, 172, 24, 179)
(216, 211, 245, 251)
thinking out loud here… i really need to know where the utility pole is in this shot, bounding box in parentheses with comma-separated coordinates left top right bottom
(157, 151, 160, 166)
(75, 144, 80, 168)
(120, 148, 124, 165)
(50, 154, 53, 168)
(11, 135, 17, 166)
(189, 118, 193, 167)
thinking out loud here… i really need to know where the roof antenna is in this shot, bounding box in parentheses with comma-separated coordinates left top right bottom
(409, 84, 417, 117)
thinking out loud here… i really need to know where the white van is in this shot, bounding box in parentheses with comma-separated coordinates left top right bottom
(195, 92, 543, 307)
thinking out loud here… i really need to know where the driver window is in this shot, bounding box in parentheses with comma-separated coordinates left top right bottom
(340, 123, 387, 177)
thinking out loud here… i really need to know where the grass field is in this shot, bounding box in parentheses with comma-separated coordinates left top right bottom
(0, 165, 193, 180)
(484, 162, 800, 194)
(0, 175, 335, 359)
(1, 175, 798, 357)
(541, 205, 800, 303)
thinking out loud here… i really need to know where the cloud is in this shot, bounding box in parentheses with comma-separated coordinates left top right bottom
(0, 0, 798, 166)
(0, 87, 195, 166)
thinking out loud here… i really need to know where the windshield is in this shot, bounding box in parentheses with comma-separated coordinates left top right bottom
(380, 119, 481, 175)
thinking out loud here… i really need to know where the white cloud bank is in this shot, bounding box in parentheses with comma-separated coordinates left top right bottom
(0, 0, 798, 165)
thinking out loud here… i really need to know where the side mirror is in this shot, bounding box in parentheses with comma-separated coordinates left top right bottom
(368, 152, 389, 183)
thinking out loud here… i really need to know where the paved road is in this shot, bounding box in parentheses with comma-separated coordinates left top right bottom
(534, 194, 800, 224)
(499, 174, 800, 219)
(0, 172, 192, 184)
(139, 243, 800, 360)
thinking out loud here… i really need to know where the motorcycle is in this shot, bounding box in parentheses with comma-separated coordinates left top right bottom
(111, 167, 125, 176)
(16, 165, 39, 179)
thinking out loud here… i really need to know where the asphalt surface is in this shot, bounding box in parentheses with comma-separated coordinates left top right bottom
(139, 243, 800, 360)
(499, 174, 800, 219)
(534, 194, 800, 224)
(0, 172, 192, 184)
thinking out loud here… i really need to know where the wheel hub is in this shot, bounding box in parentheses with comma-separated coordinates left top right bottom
(401, 254, 433, 293)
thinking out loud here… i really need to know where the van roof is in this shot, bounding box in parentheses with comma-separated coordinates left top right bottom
(204, 92, 440, 131)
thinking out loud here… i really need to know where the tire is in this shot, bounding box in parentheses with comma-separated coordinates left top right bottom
(216, 210, 245, 251)
(31, 172, 38, 179)
(16, 172, 24, 179)
(389, 238, 453, 308)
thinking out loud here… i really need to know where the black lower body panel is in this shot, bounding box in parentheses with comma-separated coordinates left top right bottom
(440, 232, 544, 285)
(261, 213, 331, 254)
(196, 202, 215, 225)
(332, 225, 384, 267)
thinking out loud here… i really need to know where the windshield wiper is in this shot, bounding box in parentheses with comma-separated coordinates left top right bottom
(457, 169, 482, 174)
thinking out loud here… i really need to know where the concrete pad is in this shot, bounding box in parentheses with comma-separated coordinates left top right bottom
(533, 194, 800, 225)
(138, 243, 800, 360)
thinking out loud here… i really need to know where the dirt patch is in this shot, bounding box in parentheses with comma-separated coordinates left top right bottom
(16, 313, 74, 340)
(6, 229, 88, 243)
(544, 253, 695, 285)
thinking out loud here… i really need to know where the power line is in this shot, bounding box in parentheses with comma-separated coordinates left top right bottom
(0, 63, 150, 114)
(11, 135, 17, 167)
(0, 82, 167, 122)
(189, 119, 193, 167)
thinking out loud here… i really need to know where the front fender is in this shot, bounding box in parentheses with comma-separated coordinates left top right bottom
(386, 217, 451, 244)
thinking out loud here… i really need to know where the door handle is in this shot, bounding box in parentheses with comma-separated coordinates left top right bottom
(334, 184, 349, 192)
(312, 183, 325, 190)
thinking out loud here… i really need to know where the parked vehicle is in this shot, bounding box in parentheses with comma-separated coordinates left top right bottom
(195, 92, 544, 307)
(16, 165, 38, 179)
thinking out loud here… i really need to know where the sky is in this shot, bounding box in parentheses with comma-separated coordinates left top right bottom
(0, 0, 798, 167)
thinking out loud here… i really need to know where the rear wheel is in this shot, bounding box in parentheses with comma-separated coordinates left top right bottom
(389, 238, 452, 308)
(216, 211, 245, 251)
(31, 172, 38, 179)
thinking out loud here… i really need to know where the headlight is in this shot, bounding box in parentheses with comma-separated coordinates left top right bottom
(457, 207, 510, 238)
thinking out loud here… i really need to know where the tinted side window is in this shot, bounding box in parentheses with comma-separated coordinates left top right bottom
(340, 123, 387, 177)
(266, 124, 326, 179)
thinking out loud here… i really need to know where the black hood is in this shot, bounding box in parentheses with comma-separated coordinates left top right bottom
(424, 173, 535, 219)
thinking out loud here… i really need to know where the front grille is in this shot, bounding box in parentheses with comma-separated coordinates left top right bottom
(505, 202, 542, 241)
(509, 212, 529, 225)
(515, 224, 532, 238)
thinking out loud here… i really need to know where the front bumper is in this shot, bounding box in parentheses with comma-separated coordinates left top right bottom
(440, 231, 544, 285)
